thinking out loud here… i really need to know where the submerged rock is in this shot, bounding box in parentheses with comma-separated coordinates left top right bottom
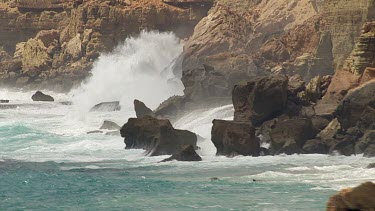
(0, 100, 9, 103)
(160, 145, 202, 162)
(134, 99, 153, 118)
(233, 75, 288, 126)
(120, 116, 197, 156)
(211, 119, 260, 157)
(327, 182, 375, 211)
(90, 101, 121, 112)
(31, 91, 54, 102)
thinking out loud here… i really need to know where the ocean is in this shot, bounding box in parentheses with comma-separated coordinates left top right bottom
(0, 32, 374, 210)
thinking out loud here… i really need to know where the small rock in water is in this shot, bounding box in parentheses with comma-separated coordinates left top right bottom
(90, 101, 121, 112)
(367, 163, 375, 168)
(87, 130, 103, 134)
(0, 100, 9, 103)
(160, 145, 202, 162)
(31, 91, 54, 102)
(100, 120, 120, 130)
(210, 177, 219, 181)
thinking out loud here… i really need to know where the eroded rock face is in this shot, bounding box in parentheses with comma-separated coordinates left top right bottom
(211, 119, 260, 157)
(120, 116, 197, 156)
(160, 145, 202, 162)
(327, 182, 375, 211)
(233, 75, 288, 126)
(31, 91, 54, 102)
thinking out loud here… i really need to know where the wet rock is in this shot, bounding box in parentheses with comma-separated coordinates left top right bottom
(99, 120, 120, 130)
(355, 130, 375, 157)
(327, 182, 375, 211)
(160, 145, 202, 162)
(211, 119, 260, 157)
(134, 99, 153, 118)
(31, 91, 54, 102)
(90, 101, 121, 112)
(0, 100, 9, 103)
(87, 130, 103, 134)
(367, 163, 375, 168)
(270, 118, 317, 155)
(302, 139, 329, 154)
(329, 140, 355, 156)
(153, 96, 186, 119)
(233, 75, 288, 126)
(120, 116, 197, 156)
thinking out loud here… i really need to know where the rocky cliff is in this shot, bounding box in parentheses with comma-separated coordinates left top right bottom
(0, 0, 212, 91)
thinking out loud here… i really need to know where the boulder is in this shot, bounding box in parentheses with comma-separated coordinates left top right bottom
(0, 100, 9, 103)
(211, 119, 260, 157)
(367, 163, 375, 168)
(160, 145, 202, 162)
(134, 99, 153, 118)
(153, 96, 186, 118)
(287, 74, 305, 96)
(99, 120, 120, 130)
(329, 140, 355, 156)
(305, 75, 322, 103)
(270, 118, 316, 155)
(355, 130, 375, 157)
(327, 182, 375, 211)
(31, 91, 54, 102)
(336, 80, 375, 130)
(90, 101, 121, 112)
(233, 75, 288, 126)
(317, 118, 341, 140)
(120, 116, 197, 156)
(302, 139, 329, 154)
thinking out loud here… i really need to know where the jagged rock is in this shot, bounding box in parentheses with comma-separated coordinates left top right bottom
(134, 99, 153, 118)
(31, 91, 54, 102)
(305, 75, 322, 103)
(270, 118, 316, 155)
(99, 120, 120, 130)
(317, 118, 341, 140)
(35, 29, 59, 47)
(327, 182, 375, 211)
(160, 145, 202, 162)
(21, 38, 51, 70)
(336, 80, 375, 130)
(90, 101, 121, 112)
(61, 34, 82, 61)
(302, 139, 329, 154)
(120, 116, 197, 156)
(233, 75, 288, 126)
(153, 96, 186, 119)
(288, 74, 305, 96)
(211, 119, 260, 157)
(311, 116, 331, 131)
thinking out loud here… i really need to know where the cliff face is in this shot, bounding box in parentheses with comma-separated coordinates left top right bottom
(0, 0, 211, 91)
(180, 0, 375, 102)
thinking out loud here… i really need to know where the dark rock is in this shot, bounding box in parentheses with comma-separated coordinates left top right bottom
(355, 130, 375, 157)
(259, 147, 270, 156)
(31, 91, 54, 102)
(0, 100, 9, 103)
(336, 80, 375, 130)
(288, 74, 306, 96)
(90, 101, 121, 112)
(134, 99, 153, 118)
(367, 163, 375, 168)
(211, 119, 260, 157)
(329, 140, 355, 156)
(120, 116, 197, 156)
(153, 96, 186, 118)
(302, 139, 329, 154)
(270, 118, 317, 154)
(233, 75, 288, 126)
(311, 116, 331, 130)
(160, 145, 202, 162)
(105, 131, 120, 136)
(100, 120, 120, 130)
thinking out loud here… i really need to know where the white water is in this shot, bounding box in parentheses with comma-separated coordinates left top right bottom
(0, 32, 374, 193)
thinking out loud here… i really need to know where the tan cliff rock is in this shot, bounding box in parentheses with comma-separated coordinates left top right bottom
(0, 0, 211, 91)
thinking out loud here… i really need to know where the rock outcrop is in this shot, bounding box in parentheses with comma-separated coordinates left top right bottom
(160, 145, 202, 162)
(327, 182, 375, 211)
(134, 99, 153, 118)
(120, 115, 197, 156)
(211, 119, 260, 157)
(31, 91, 54, 101)
(90, 101, 121, 112)
(232, 75, 288, 126)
